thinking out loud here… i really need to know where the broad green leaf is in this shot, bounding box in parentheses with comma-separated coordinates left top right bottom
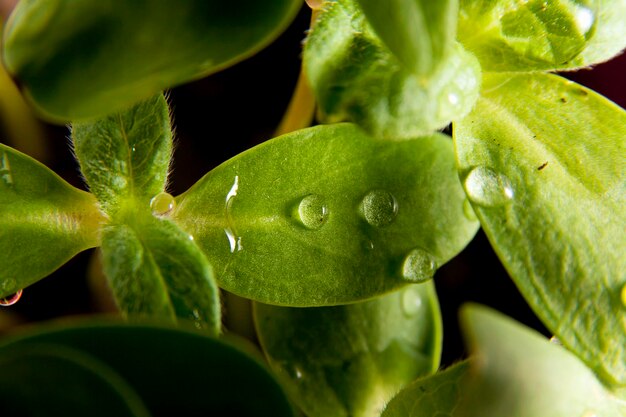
(381, 361, 469, 417)
(0, 320, 295, 417)
(101, 217, 220, 335)
(456, 305, 626, 417)
(458, 0, 598, 71)
(355, 0, 458, 76)
(255, 283, 442, 417)
(454, 73, 626, 387)
(72, 94, 172, 216)
(577, 0, 626, 65)
(0, 143, 103, 298)
(173, 124, 478, 306)
(0, 344, 151, 417)
(2, 0, 302, 122)
(304, 0, 480, 140)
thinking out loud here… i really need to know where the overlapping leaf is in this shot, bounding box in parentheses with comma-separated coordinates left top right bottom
(454, 73, 626, 387)
(0, 143, 103, 298)
(255, 283, 442, 417)
(173, 124, 478, 306)
(2, 0, 302, 121)
(304, 0, 480, 139)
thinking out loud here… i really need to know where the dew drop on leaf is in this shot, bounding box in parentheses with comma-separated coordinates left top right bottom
(549, 336, 562, 346)
(360, 189, 398, 227)
(401, 287, 423, 317)
(150, 192, 176, 216)
(463, 166, 514, 207)
(573, 4, 595, 36)
(0, 289, 23, 307)
(297, 194, 329, 230)
(401, 249, 437, 283)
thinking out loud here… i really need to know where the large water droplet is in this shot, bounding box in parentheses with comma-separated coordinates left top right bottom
(549, 336, 562, 346)
(573, 5, 595, 36)
(464, 166, 514, 207)
(401, 249, 437, 283)
(150, 192, 176, 216)
(463, 199, 478, 221)
(401, 288, 423, 316)
(360, 190, 398, 227)
(0, 289, 23, 307)
(297, 194, 329, 230)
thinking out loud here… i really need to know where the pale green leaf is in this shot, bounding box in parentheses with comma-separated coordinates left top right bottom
(456, 305, 626, 417)
(0, 143, 103, 298)
(304, 0, 480, 140)
(72, 93, 172, 216)
(101, 217, 220, 335)
(381, 361, 468, 417)
(458, 0, 598, 71)
(255, 283, 442, 417)
(173, 124, 478, 306)
(2, 0, 302, 121)
(0, 344, 151, 417)
(454, 73, 626, 387)
(356, 0, 458, 76)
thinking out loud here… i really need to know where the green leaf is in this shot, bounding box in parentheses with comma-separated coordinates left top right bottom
(304, 0, 480, 140)
(458, 0, 598, 71)
(0, 143, 103, 298)
(454, 73, 626, 387)
(255, 283, 442, 417)
(381, 361, 469, 417)
(101, 217, 221, 335)
(577, 0, 626, 65)
(0, 344, 151, 417)
(72, 93, 172, 216)
(2, 0, 302, 122)
(173, 124, 478, 306)
(457, 305, 626, 417)
(355, 0, 458, 76)
(0, 320, 295, 417)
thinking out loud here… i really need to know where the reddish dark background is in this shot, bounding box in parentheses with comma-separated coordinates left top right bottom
(1, 6, 624, 366)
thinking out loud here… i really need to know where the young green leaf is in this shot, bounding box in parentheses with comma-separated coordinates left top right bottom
(173, 124, 479, 306)
(304, 0, 480, 140)
(457, 305, 626, 417)
(0, 344, 151, 417)
(577, 0, 626, 65)
(254, 283, 442, 417)
(381, 361, 469, 417)
(454, 73, 626, 387)
(458, 0, 598, 71)
(0, 143, 103, 298)
(0, 321, 295, 417)
(355, 0, 458, 76)
(2, 0, 302, 121)
(72, 94, 172, 216)
(101, 217, 220, 335)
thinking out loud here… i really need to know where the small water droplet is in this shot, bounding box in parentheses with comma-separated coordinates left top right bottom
(0, 151, 14, 186)
(573, 5, 595, 35)
(401, 288, 423, 316)
(549, 336, 562, 346)
(401, 249, 437, 283)
(447, 93, 459, 106)
(131, 145, 136, 152)
(360, 190, 398, 227)
(463, 199, 478, 221)
(620, 284, 626, 308)
(0, 289, 23, 307)
(224, 176, 243, 252)
(297, 194, 329, 230)
(463, 166, 514, 207)
(150, 192, 176, 216)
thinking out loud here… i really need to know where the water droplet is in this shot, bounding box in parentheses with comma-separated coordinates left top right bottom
(360, 190, 398, 227)
(0, 151, 14, 186)
(150, 192, 176, 216)
(401, 249, 437, 283)
(0, 289, 22, 307)
(224, 176, 243, 252)
(297, 194, 329, 230)
(549, 336, 562, 346)
(620, 284, 626, 308)
(131, 145, 136, 152)
(401, 288, 423, 316)
(463, 199, 478, 221)
(447, 92, 459, 106)
(573, 5, 595, 35)
(463, 166, 514, 207)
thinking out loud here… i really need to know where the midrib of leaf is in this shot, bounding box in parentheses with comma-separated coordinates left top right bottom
(116, 113, 135, 197)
